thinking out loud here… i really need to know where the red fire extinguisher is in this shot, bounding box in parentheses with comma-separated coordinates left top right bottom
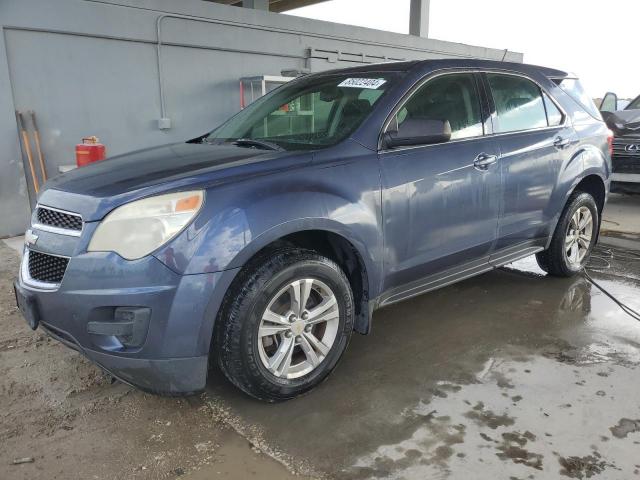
(76, 136, 106, 167)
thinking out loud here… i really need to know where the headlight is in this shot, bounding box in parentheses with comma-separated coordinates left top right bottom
(88, 190, 204, 260)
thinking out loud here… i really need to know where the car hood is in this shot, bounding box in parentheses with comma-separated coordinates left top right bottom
(606, 109, 640, 136)
(38, 142, 307, 221)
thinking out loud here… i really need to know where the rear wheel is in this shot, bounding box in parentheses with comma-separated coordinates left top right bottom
(214, 248, 354, 402)
(535, 192, 598, 277)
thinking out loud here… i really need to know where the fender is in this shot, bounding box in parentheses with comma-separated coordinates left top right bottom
(224, 217, 378, 276)
(563, 145, 609, 203)
(223, 217, 379, 335)
(154, 155, 384, 296)
(545, 143, 609, 248)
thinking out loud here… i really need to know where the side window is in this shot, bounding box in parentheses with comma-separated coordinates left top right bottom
(395, 73, 483, 140)
(599, 93, 618, 113)
(543, 92, 564, 127)
(487, 74, 548, 133)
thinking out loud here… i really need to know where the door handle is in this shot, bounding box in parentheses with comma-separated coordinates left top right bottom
(474, 153, 498, 170)
(553, 136, 571, 149)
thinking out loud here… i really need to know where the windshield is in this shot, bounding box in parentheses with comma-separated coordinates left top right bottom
(206, 72, 400, 151)
(626, 95, 640, 110)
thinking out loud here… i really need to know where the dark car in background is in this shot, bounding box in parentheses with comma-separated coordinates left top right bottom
(15, 59, 611, 402)
(600, 92, 640, 193)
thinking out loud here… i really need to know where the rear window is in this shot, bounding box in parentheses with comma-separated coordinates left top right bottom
(554, 78, 601, 120)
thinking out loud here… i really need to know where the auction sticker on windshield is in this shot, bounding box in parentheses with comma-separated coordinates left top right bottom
(338, 78, 387, 89)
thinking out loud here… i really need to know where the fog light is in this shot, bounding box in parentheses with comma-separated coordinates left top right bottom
(87, 307, 151, 348)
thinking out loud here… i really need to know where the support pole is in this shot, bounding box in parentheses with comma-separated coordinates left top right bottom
(409, 0, 430, 38)
(242, 0, 269, 10)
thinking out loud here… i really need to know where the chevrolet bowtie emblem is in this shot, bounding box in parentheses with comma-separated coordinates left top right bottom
(25, 229, 38, 246)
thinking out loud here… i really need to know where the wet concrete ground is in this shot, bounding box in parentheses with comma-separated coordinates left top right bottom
(3, 194, 640, 479)
(603, 193, 640, 237)
(203, 244, 640, 479)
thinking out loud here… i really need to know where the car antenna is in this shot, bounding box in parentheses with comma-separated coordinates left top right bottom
(501, 49, 509, 61)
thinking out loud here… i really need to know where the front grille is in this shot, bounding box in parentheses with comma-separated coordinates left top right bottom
(612, 137, 640, 174)
(36, 207, 83, 232)
(612, 138, 640, 158)
(28, 250, 69, 284)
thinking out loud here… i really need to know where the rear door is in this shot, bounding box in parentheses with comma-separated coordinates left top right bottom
(482, 72, 575, 254)
(379, 72, 501, 297)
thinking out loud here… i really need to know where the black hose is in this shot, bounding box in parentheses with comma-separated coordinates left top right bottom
(582, 270, 640, 321)
(582, 244, 640, 322)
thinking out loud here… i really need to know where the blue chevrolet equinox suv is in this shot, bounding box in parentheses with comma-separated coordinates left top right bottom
(15, 59, 611, 401)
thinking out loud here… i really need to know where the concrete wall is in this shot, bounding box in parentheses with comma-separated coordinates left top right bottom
(0, 0, 522, 237)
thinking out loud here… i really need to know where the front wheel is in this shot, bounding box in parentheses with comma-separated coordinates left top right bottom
(536, 191, 599, 277)
(214, 248, 354, 402)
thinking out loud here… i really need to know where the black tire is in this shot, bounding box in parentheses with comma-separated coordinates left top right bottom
(535, 191, 599, 277)
(213, 248, 354, 402)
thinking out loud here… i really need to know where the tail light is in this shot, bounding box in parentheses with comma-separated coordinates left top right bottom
(607, 130, 614, 158)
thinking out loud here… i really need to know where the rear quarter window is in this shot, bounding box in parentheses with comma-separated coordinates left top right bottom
(554, 78, 602, 120)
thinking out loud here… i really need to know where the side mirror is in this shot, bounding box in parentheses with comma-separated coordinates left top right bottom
(383, 119, 452, 149)
(600, 92, 618, 113)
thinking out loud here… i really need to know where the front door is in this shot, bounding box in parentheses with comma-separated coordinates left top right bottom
(380, 72, 501, 297)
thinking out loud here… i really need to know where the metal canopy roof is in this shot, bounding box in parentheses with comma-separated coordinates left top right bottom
(209, 0, 330, 13)
(209, 0, 431, 38)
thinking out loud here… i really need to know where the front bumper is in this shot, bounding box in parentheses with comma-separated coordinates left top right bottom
(611, 173, 640, 183)
(40, 319, 208, 395)
(17, 248, 239, 395)
(610, 173, 640, 194)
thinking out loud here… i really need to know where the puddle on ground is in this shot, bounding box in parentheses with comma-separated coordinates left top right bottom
(347, 355, 639, 479)
(206, 245, 640, 479)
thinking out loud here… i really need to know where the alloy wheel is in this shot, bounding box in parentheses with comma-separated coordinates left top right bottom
(257, 278, 339, 379)
(565, 206, 593, 266)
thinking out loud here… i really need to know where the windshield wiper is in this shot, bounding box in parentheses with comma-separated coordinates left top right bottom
(231, 138, 284, 151)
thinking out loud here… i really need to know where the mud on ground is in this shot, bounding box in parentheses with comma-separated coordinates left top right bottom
(0, 242, 310, 480)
